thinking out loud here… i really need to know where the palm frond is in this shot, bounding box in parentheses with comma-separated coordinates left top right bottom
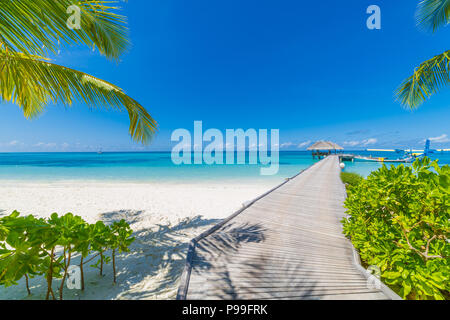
(395, 50, 450, 109)
(0, 51, 157, 144)
(0, 0, 129, 60)
(416, 0, 450, 32)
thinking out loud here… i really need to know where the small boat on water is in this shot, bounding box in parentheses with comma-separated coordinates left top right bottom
(342, 139, 448, 164)
(354, 156, 413, 163)
(359, 139, 438, 163)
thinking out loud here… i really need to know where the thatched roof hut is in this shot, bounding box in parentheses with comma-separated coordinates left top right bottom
(328, 142, 344, 150)
(307, 141, 343, 151)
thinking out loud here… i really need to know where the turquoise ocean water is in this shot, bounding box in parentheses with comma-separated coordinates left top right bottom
(0, 151, 449, 183)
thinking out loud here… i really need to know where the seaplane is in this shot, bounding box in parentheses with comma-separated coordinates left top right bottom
(355, 139, 450, 163)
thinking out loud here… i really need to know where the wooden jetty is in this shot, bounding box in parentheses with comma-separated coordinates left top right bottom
(339, 154, 355, 162)
(177, 155, 401, 300)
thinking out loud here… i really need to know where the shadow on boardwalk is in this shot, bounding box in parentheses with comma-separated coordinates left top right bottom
(188, 222, 318, 299)
(193, 222, 267, 271)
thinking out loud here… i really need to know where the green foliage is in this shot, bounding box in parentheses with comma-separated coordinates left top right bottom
(340, 172, 364, 188)
(0, 211, 134, 299)
(109, 220, 135, 252)
(395, 50, 450, 109)
(395, 1, 450, 109)
(415, 0, 450, 33)
(0, 0, 157, 144)
(342, 157, 450, 300)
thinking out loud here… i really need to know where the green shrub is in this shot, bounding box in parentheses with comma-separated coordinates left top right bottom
(342, 157, 449, 300)
(340, 171, 363, 187)
(0, 212, 134, 299)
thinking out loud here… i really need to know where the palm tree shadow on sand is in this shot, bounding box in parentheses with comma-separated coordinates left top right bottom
(97, 210, 222, 300)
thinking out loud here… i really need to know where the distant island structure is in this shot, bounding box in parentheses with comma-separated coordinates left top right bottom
(307, 141, 344, 159)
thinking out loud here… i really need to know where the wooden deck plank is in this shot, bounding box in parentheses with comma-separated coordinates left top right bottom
(177, 156, 400, 300)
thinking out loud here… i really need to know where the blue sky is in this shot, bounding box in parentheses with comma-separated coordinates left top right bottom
(0, 0, 449, 152)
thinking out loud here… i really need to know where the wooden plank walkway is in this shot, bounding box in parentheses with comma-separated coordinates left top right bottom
(177, 156, 400, 300)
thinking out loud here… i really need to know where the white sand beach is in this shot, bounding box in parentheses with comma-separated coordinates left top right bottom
(0, 180, 277, 300)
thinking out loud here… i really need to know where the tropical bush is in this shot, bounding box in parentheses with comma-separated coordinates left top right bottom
(0, 212, 134, 300)
(340, 172, 363, 188)
(342, 157, 449, 300)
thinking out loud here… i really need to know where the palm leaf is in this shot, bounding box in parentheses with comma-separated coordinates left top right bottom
(395, 50, 450, 109)
(0, 0, 157, 143)
(0, 0, 129, 60)
(415, 0, 450, 32)
(0, 51, 157, 144)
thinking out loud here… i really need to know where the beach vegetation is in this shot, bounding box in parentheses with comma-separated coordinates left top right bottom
(0, 211, 134, 300)
(0, 0, 156, 143)
(340, 172, 364, 188)
(342, 157, 449, 300)
(395, 0, 449, 109)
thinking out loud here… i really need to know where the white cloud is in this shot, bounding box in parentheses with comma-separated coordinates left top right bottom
(362, 138, 377, 146)
(343, 138, 377, 147)
(9, 140, 20, 146)
(280, 142, 294, 148)
(297, 140, 311, 148)
(225, 142, 234, 151)
(343, 140, 360, 147)
(428, 134, 449, 143)
(61, 142, 69, 148)
(34, 142, 57, 148)
(0, 140, 26, 148)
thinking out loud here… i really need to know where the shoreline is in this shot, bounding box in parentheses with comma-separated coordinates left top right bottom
(0, 177, 286, 186)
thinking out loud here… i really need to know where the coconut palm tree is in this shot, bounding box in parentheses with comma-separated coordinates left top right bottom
(395, 0, 449, 109)
(0, 0, 157, 144)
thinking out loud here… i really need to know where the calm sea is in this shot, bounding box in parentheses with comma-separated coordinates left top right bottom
(0, 151, 448, 183)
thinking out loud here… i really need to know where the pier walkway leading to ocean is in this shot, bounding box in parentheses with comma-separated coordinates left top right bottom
(177, 155, 400, 300)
